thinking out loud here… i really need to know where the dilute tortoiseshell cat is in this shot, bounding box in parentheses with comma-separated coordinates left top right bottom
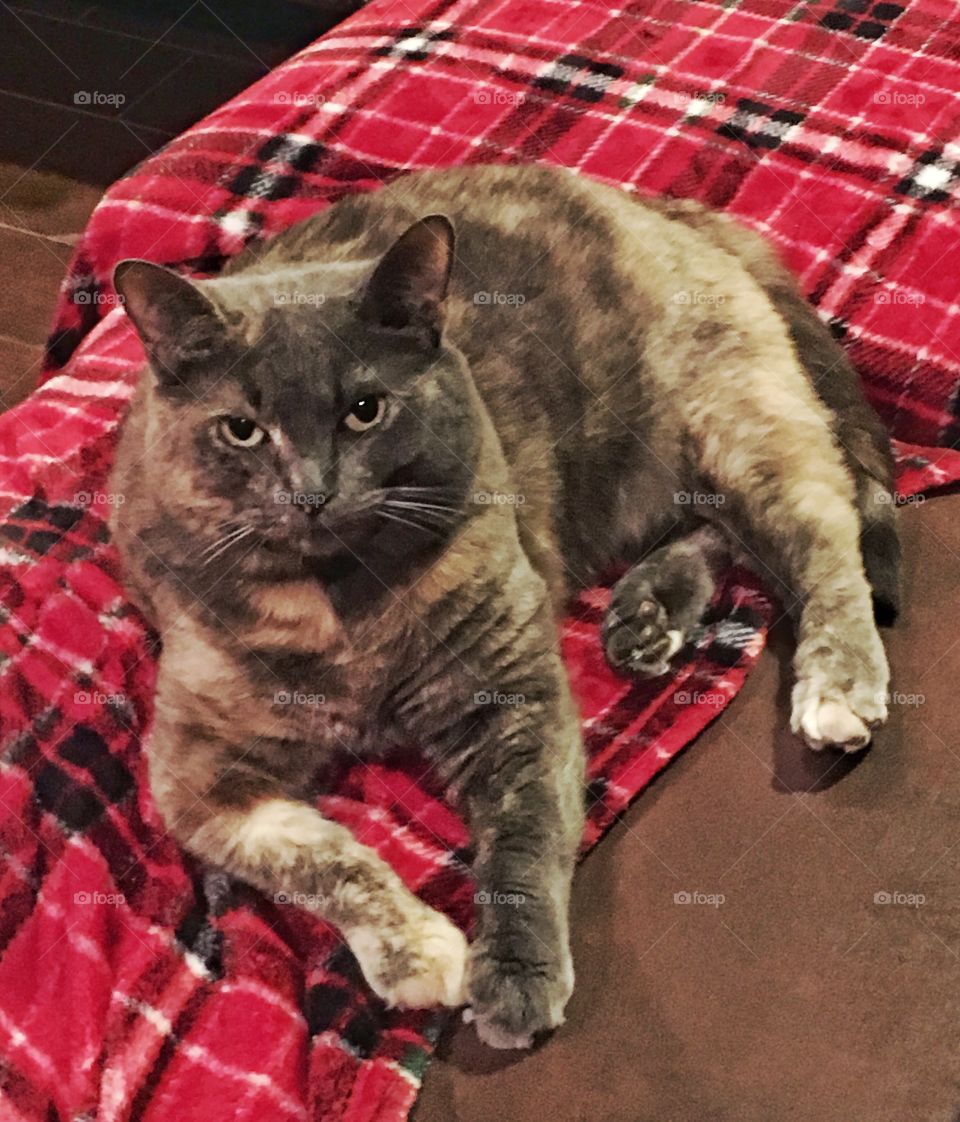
(109, 165, 898, 1048)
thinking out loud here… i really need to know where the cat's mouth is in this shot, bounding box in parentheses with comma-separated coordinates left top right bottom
(252, 508, 380, 565)
(239, 485, 465, 579)
(251, 508, 451, 576)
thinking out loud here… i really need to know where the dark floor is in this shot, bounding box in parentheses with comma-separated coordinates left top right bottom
(0, 0, 346, 409)
(0, 0, 346, 183)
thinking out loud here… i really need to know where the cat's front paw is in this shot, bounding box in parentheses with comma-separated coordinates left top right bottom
(350, 908, 468, 1009)
(602, 590, 684, 677)
(466, 940, 574, 1049)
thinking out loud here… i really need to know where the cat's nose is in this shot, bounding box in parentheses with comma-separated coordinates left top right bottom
(290, 454, 335, 516)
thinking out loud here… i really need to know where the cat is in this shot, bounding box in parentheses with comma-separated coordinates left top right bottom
(109, 163, 898, 1049)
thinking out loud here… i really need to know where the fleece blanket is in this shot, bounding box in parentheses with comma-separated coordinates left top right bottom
(3, 1, 960, 1119)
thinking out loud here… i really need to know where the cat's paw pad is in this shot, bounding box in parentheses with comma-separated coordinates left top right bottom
(602, 594, 684, 677)
(790, 682, 887, 752)
(352, 910, 468, 1009)
(466, 947, 573, 1049)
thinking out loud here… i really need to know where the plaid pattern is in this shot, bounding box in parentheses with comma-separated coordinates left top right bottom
(2, 0, 959, 1118)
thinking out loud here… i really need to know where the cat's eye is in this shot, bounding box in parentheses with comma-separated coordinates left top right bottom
(218, 416, 266, 448)
(343, 395, 386, 432)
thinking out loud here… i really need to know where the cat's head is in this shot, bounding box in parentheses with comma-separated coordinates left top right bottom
(114, 216, 481, 583)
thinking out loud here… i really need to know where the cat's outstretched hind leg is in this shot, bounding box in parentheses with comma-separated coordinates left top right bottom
(688, 384, 889, 752)
(602, 525, 728, 677)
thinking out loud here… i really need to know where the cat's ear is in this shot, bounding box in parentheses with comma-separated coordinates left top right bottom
(359, 215, 454, 347)
(114, 259, 226, 385)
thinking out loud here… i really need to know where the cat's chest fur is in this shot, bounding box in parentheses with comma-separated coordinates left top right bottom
(233, 578, 405, 753)
(158, 579, 399, 763)
(240, 580, 344, 655)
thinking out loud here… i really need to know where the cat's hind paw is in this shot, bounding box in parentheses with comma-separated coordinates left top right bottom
(790, 680, 887, 752)
(602, 593, 684, 678)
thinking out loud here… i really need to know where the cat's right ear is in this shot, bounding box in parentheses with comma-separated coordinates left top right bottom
(114, 259, 226, 386)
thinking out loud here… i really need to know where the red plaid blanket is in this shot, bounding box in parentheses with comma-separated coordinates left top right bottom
(3, 1, 960, 1119)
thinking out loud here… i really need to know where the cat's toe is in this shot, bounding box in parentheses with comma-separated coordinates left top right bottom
(467, 946, 573, 1050)
(353, 909, 468, 1009)
(603, 596, 683, 677)
(790, 682, 886, 752)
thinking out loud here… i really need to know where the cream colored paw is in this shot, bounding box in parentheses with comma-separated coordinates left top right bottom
(790, 682, 886, 753)
(350, 910, 468, 1009)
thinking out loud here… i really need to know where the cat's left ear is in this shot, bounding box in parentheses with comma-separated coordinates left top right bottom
(359, 215, 454, 347)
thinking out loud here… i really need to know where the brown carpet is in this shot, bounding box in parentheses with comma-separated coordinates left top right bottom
(416, 494, 960, 1122)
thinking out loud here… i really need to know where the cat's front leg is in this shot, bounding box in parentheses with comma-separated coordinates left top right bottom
(148, 720, 467, 1009)
(456, 663, 585, 1049)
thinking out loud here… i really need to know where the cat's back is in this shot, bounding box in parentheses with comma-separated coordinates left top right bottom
(229, 164, 623, 281)
(226, 165, 773, 368)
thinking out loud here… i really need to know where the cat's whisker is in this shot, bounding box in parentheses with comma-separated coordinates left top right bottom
(202, 524, 256, 566)
(380, 503, 460, 532)
(385, 486, 461, 501)
(193, 519, 248, 560)
(382, 498, 460, 511)
(199, 527, 243, 560)
(381, 500, 460, 521)
(375, 509, 445, 537)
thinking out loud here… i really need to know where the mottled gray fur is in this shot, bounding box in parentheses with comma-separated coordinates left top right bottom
(109, 165, 897, 1048)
